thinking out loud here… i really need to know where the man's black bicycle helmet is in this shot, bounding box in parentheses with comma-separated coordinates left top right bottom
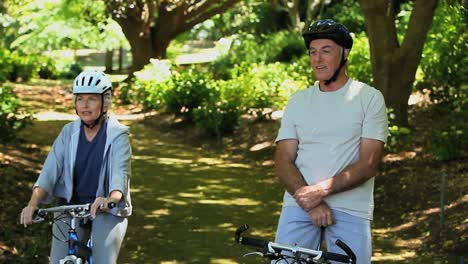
(302, 19, 353, 50)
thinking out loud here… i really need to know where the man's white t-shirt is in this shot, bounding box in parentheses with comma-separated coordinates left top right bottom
(275, 78, 388, 220)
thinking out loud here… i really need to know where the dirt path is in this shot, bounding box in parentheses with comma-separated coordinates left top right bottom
(4, 80, 466, 263)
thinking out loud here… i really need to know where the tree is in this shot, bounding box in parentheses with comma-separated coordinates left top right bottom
(358, 0, 439, 126)
(7, 0, 126, 55)
(105, 0, 241, 73)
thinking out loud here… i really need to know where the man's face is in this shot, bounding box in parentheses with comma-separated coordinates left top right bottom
(309, 39, 343, 81)
(75, 94, 104, 124)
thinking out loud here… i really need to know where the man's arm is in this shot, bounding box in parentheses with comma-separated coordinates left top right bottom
(274, 139, 307, 196)
(294, 138, 384, 211)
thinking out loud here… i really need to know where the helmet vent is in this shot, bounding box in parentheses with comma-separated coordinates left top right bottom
(81, 76, 85, 86)
(87, 77, 94, 86)
(95, 79, 101, 86)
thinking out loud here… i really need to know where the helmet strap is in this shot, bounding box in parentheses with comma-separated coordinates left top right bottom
(324, 47, 347, 85)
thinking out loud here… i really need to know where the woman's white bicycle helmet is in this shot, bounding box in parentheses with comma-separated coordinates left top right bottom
(73, 70, 112, 95)
(72, 70, 113, 128)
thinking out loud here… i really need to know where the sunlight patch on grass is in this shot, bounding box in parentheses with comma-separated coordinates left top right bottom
(196, 157, 224, 165)
(198, 198, 260, 206)
(249, 141, 272, 151)
(194, 184, 242, 193)
(157, 196, 189, 206)
(209, 258, 238, 264)
(143, 225, 156, 230)
(372, 251, 416, 261)
(132, 155, 157, 161)
(146, 209, 171, 218)
(216, 163, 251, 169)
(158, 157, 194, 165)
(179, 192, 205, 198)
(130, 188, 142, 193)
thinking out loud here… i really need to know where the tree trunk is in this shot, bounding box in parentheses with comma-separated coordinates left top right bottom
(118, 46, 123, 72)
(109, 0, 240, 73)
(358, 0, 439, 126)
(118, 19, 153, 72)
(105, 49, 113, 73)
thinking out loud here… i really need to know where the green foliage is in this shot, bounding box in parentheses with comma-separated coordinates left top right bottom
(192, 92, 242, 137)
(189, 1, 290, 40)
(127, 59, 173, 110)
(347, 32, 373, 84)
(7, 51, 40, 82)
(164, 67, 216, 120)
(210, 30, 306, 79)
(417, 2, 467, 110)
(320, 0, 366, 34)
(429, 126, 467, 161)
(0, 47, 13, 82)
(58, 61, 83, 79)
(7, 0, 126, 53)
(0, 85, 32, 144)
(386, 108, 412, 153)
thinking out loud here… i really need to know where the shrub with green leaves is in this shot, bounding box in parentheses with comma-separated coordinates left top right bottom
(7, 52, 39, 82)
(429, 126, 467, 161)
(416, 2, 467, 110)
(164, 67, 216, 120)
(347, 32, 373, 85)
(192, 98, 242, 137)
(386, 108, 411, 153)
(210, 30, 305, 79)
(128, 59, 173, 110)
(0, 86, 32, 144)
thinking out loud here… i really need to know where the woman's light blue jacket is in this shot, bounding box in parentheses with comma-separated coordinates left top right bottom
(34, 116, 132, 217)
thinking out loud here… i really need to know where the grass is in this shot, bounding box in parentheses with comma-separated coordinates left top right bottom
(0, 79, 466, 263)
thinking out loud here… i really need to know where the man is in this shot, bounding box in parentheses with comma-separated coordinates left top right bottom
(273, 19, 388, 263)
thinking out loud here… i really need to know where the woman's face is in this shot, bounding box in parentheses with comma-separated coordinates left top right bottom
(75, 94, 103, 124)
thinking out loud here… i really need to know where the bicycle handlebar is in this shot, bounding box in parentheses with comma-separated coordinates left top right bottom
(235, 224, 356, 264)
(33, 202, 116, 222)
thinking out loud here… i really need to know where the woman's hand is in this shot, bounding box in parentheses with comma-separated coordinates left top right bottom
(90, 191, 122, 218)
(90, 197, 117, 218)
(20, 205, 38, 227)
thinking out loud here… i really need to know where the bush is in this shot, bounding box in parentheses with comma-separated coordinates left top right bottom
(59, 62, 83, 79)
(0, 47, 13, 83)
(347, 32, 373, 85)
(386, 108, 411, 153)
(416, 2, 467, 110)
(7, 52, 39, 82)
(192, 98, 242, 137)
(127, 59, 173, 110)
(210, 30, 306, 79)
(0, 86, 32, 144)
(429, 126, 467, 161)
(38, 56, 59, 79)
(164, 67, 216, 120)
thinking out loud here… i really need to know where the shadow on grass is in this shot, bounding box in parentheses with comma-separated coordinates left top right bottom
(2, 114, 466, 263)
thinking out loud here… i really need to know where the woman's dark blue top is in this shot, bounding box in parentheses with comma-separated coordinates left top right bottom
(58, 121, 107, 205)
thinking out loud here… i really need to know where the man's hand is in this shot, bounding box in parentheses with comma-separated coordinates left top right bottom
(307, 202, 335, 227)
(293, 185, 326, 212)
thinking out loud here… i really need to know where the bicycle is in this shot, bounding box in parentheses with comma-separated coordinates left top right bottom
(234, 224, 357, 264)
(32, 202, 115, 264)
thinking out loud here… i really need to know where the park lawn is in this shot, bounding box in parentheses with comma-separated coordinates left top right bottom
(0, 80, 466, 263)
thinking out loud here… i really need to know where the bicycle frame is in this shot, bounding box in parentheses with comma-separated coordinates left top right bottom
(34, 202, 115, 264)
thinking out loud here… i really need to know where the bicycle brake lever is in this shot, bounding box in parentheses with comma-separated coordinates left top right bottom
(32, 216, 45, 223)
(243, 251, 265, 258)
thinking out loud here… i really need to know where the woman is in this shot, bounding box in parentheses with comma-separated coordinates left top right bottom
(20, 70, 132, 263)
